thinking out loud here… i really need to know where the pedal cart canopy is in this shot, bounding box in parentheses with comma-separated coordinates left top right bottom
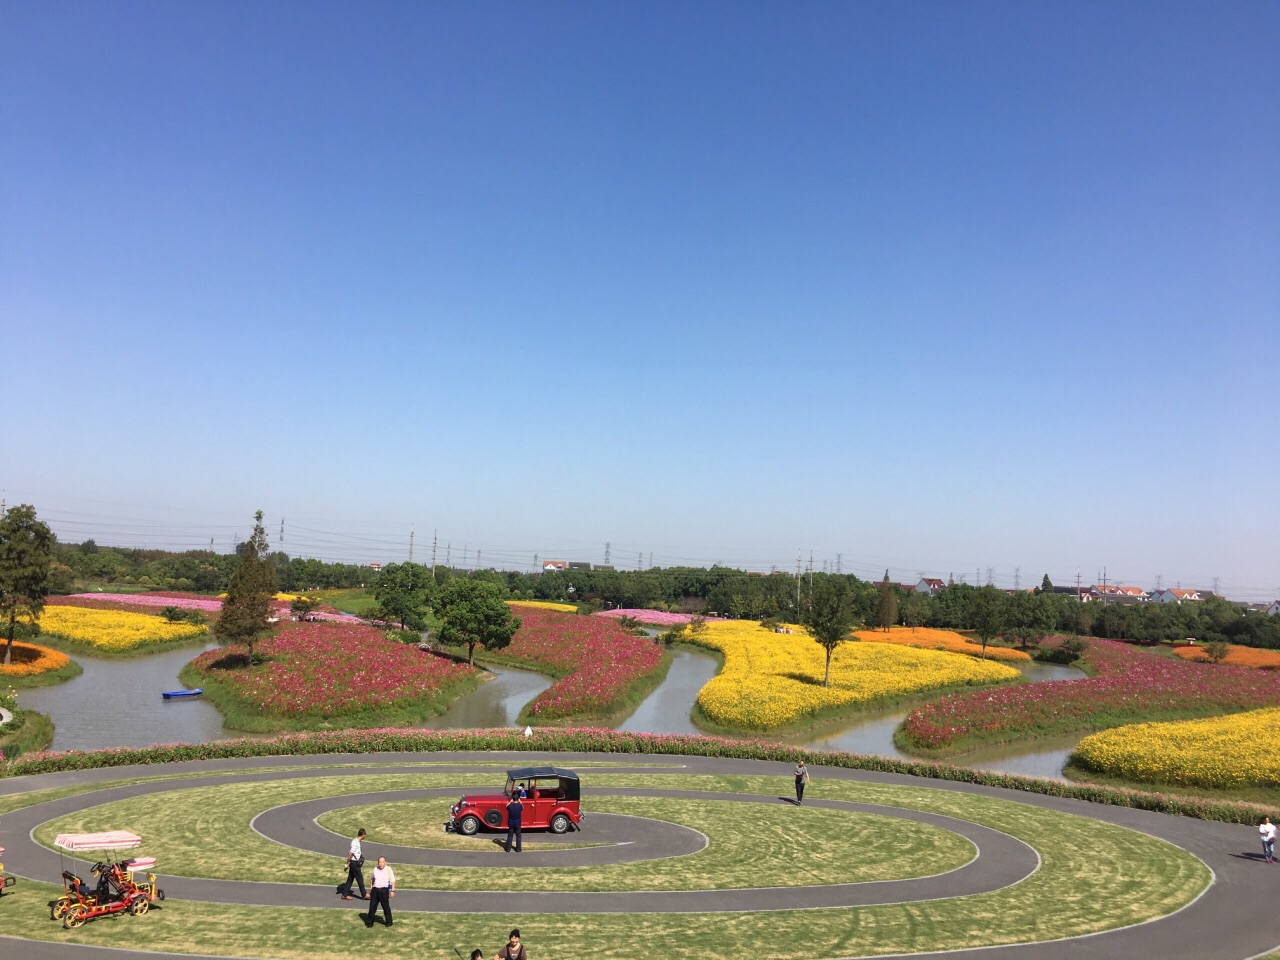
(55, 831, 142, 852)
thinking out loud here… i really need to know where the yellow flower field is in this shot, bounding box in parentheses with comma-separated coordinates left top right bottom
(1072, 707, 1280, 789)
(40, 606, 208, 653)
(854, 626, 1032, 662)
(686, 620, 1020, 730)
(0, 641, 71, 676)
(508, 600, 578, 612)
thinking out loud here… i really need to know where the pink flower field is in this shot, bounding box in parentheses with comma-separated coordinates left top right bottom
(593, 608, 724, 626)
(506, 607, 665, 719)
(902, 637, 1280, 751)
(188, 622, 475, 718)
(52, 593, 224, 614)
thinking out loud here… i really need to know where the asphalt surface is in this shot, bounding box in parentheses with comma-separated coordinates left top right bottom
(1, 750, 1278, 959)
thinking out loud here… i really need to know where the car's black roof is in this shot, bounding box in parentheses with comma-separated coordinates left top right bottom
(506, 766, 578, 782)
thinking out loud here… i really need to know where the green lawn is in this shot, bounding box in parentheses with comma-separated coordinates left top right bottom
(2, 767, 1212, 959)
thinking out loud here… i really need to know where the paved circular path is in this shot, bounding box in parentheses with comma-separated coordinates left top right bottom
(1, 751, 1278, 959)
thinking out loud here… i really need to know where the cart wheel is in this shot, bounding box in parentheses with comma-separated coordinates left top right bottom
(129, 895, 150, 916)
(550, 813, 571, 834)
(458, 814, 481, 836)
(155, 888, 165, 901)
(64, 904, 89, 929)
(52, 897, 71, 921)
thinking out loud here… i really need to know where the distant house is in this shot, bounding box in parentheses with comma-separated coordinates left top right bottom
(369, 561, 382, 573)
(916, 578, 946, 596)
(1151, 588, 1203, 604)
(567, 561, 592, 570)
(898, 583, 917, 593)
(1052, 586, 1093, 602)
(1266, 600, 1280, 616)
(1091, 584, 1149, 601)
(542, 560, 568, 572)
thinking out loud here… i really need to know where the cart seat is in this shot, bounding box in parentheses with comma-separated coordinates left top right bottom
(123, 857, 156, 871)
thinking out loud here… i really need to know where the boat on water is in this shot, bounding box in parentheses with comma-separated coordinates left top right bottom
(161, 688, 203, 700)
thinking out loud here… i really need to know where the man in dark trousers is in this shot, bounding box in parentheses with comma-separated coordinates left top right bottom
(365, 856, 395, 927)
(340, 828, 366, 900)
(504, 791, 524, 853)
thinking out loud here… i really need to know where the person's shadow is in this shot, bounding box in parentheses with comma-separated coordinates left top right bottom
(777, 796, 802, 806)
(1229, 851, 1272, 863)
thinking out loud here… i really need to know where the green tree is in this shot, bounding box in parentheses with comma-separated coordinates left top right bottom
(968, 586, 1007, 659)
(436, 579, 521, 666)
(902, 590, 929, 632)
(1008, 591, 1056, 652)
(218, 511, 278, 664)
(800, 576, 861, 687)
(372, 562, 433, 630)
(289, 595, 321, 620)
(875, 570, 899, 631)
(1038, 574, 1053, 594)
(0, 505, 55, 665)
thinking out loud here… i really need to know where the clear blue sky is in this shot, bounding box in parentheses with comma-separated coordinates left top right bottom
(3, 1, 1277, 599)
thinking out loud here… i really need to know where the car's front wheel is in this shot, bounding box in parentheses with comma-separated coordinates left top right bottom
(458, 815, 481, 836)
(550, 813, 571, 834)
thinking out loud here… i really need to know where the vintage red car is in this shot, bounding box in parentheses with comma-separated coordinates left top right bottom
(448, 766, 582, 835)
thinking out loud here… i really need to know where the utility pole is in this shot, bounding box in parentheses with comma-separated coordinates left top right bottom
(1101, 567, 1108, 606)
(808, 549, 814, 596)
(280, 518, 284, 545)
(796, 552, 802, 608)
(1014, 567, 1020, 590)
(409, 529, 415, 563)
(431, 530, 438, 577)
(476, 548, 481, 567)
(836, 553, 842, 575)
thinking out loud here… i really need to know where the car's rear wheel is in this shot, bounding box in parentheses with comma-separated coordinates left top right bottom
(458, 815, 480, 836)
(484, 809, 503, 828)
(550, 813, 571, 834)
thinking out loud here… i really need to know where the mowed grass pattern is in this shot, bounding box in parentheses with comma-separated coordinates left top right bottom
(35, 777, 974, 890)
(10, 769, 1212, 958)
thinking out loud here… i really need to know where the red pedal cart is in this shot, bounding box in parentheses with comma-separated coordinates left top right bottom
(52, 831, 163, 928)
(0, 846, 15, 896)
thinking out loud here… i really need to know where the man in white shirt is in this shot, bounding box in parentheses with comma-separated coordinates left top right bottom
(1261, 817, 1276, 864)
(341, 828, 367, 900)
(366, 856, 396, 927)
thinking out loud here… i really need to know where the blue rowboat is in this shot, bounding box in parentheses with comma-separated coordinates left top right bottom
(161, 688, 203, 700)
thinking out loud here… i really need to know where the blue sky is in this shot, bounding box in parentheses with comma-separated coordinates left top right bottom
(3, 1, 1277, 599)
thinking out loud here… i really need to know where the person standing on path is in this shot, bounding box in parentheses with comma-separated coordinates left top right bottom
(794, 759, 810, 805)
(504, 791, 524, 853)
(1261, 817, 1276, 863)
(495, 928, 528, 960)
(341, 828, 367, 900)
(365, 856, 395, 927)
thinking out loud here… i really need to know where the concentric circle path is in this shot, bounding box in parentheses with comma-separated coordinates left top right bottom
(1, 751, 1277, 959)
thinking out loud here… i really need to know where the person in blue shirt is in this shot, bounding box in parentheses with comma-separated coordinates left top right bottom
(503, 791, 524, 853)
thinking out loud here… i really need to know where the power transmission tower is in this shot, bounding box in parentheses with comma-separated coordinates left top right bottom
(648, 552, 653, 569)
(1155, 573, 1163, 590)
(409, 529, 415, 563)
(1212, 577, 1220, 595)
(445, 543, 451, 566)
(985, 567, 994, 586)
(1014, 567, 1020, 590)
(280, 518, 284, 545)
(533, 553, 538, 572)
(476, 548, 481, 567)
(431, 531, 438, 576)
(836, 553, 842, 575)
(796, 552, 802, 608)
(604, 541, 611, 565)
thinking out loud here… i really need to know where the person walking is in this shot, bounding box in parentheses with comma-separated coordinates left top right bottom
(1261, 816, 1276, 863)
(504, 791, 524, 853)
(341, 828, 367, 900)
(495, 928, 528, 960)
(365, 856, 395, 927)
(794, 759, 810, 805)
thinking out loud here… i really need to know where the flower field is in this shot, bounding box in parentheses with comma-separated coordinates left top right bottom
(1173, 644, 1280, 669)
(902, 637, 1280, 752)
(684, 620, 1019, 731)
(853, 626, 1032, 662)
(39, 606, 209, 652)
(0, 642, 71, 677)
(595, 608, 724, 626)
(187, 622, 475, 719)
(505, 600, 578, 612)
(503, 607, 665, 720)
(1072, 707, 1280, 789)
(57, 593, 223, 613)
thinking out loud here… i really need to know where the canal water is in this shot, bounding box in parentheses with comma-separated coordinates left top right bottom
(17, 641, 1085, 777)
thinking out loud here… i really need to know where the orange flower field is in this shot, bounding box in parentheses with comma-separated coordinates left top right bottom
(1173, 644, 1280, 669)
(854, 626, 1032, 663)
(0, 641, 72, 677)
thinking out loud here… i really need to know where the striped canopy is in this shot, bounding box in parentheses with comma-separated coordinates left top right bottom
(54, 831, 141, 852)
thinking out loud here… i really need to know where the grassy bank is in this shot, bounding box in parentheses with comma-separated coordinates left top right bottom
(0, 709, 54, 760)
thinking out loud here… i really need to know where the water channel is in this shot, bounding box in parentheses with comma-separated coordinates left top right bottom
(17, 644, 1085, 777)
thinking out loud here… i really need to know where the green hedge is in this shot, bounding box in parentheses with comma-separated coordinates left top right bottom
(2, 726, 1275, 825)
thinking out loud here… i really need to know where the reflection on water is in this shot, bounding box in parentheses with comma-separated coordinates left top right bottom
(16, 641, 230, 751)
(421, 665, 552, 729)
(617, 648, 720, 736)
